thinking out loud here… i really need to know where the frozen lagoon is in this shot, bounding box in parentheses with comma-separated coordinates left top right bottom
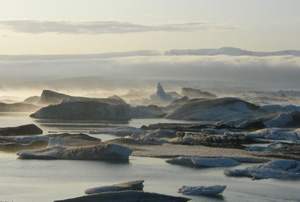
(0, 113, 300, 202)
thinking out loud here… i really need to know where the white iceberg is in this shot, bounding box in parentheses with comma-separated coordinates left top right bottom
(178, 185, 227, 196)
(224, 160, 300, 179)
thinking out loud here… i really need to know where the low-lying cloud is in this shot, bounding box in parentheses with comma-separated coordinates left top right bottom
(0, 20, 236, 34)
(0, 54, 300, 92)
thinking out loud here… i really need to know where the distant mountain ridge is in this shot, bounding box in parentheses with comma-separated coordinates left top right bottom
(1, 48, 299, 61)
(165, 47, 300, 57)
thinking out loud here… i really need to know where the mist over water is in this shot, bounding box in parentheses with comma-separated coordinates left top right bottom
(1, 52, 300, 101)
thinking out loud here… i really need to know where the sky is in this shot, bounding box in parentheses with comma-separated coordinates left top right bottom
(0, 0, 300, 54)
(1, 0, 300, 99)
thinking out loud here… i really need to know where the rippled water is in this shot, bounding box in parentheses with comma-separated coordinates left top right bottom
(0, 113, 300, 202)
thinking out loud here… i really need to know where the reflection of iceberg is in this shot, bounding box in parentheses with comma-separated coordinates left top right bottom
(17, 138, 133, 160)
(224, 160, 300, 179)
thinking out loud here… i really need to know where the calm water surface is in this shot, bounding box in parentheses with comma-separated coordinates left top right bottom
(0, 113, 299, 202)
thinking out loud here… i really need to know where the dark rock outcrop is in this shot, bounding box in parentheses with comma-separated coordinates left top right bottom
(0, 124, 43, 136)
(55, 190, 190, 202)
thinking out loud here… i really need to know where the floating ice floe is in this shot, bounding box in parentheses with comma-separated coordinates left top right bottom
(178, 185, 227, 196)
(166, 157, 241, 167)
(17, 138, 133, 160)
(85, 180, 144, 194)
(90, 126, 146, 137)
(224, 160, 300, 179)
(247, 129, 300, 140)
(247, 141, 285, 152)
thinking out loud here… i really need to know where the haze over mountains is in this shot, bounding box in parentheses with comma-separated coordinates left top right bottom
(1, 47, 300, 100)
(165, 47, 300, 57)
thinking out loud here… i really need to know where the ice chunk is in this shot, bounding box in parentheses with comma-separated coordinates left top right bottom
(90, 126, 146, 137)
(166, 157, 241, 167)
(224, 160, 300, 179)
(178, 185, 227, 195)
(17, 143, 133, 160)
(85, 180, 144, 194)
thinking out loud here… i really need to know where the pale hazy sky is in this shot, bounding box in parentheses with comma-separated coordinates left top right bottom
(0, 0, 300, 54)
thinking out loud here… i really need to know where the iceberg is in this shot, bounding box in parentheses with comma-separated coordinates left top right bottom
(165, 97, 259, 121)
(130, 105, 166, 118)
(264, 111, 300, 127)
(90, 126, 146, 137)
(247, 129, 300, 140)
(30, 101, 131, 121)
(85, 180, 144, 194)
(17, 140, 133, 160)
(224, 160, 300, 179)
(178, 185, 227, 196)
(0, 124, 43, 136)
(166, 157, 241, 167)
